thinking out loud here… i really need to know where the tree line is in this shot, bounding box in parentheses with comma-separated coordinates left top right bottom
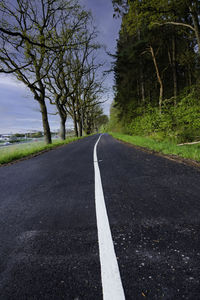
(110, 0, 200, 142)
(0, 0, 108, 144)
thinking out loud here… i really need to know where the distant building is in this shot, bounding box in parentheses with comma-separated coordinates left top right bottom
(0, 134, 12, 141)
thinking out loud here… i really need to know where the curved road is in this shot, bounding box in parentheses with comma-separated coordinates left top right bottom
(0, 134, 200, 299)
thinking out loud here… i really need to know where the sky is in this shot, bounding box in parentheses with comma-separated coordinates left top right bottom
(0, 0, 121, 134)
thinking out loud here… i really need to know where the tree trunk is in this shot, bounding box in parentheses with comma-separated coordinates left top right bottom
(86, 124, 91, 135)
(150, 45, 163, 114)
(172, 35, 178, 106)
(60, 117, 66, 140)
(136, 79, 140, 101)
(76, 108, 83, 137)
(190, 5, 200, 53)
(188, 67, 192, 87)
(148, 88, 152, 103)
(39, 100, 52, 144)
(78, 120, 83, 137)
(73, 112, 78, 137)
(74, 122, 78, 137)
(139, 58, 145, 103)
(86, 116, 92, 135)
(55, 98, 67, 140)
(140, 73, 145, 103)
(137, 29, 145, 102)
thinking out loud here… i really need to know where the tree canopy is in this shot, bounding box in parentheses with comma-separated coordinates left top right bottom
(110, 0, 200, 142)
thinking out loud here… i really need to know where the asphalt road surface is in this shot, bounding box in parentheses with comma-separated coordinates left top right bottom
(0, 134, 200, 299)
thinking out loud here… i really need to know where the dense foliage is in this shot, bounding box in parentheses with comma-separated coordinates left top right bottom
(111, 0, 200, 143)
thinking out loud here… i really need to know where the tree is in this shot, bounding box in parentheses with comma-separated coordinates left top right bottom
(111, 0, 200, 139)
(113, 0, 200, 53)
(63, 30, 105, 137)
(45, 7, 92, 140)
(0, 0, 84, 144)
(44, 10, 105, 139)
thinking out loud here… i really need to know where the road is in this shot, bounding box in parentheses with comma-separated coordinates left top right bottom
(0, 133, 200, 299)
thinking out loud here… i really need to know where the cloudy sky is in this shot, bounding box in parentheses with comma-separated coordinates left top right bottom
(0, 0, 121, 134)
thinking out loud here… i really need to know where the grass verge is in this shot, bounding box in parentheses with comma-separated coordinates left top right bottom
(0, 136, 83, 166)
(110, 132, 200, 163)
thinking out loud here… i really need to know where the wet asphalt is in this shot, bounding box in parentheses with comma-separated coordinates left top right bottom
(0, 134, 200, 299)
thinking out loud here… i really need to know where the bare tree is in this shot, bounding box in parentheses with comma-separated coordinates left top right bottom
(65, 33, 105, 136)
(45, 8, 92, 140)
(0, 0, 84, 143)
(46, 17, 106, 138)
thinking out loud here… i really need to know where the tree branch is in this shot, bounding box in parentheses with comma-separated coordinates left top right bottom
(0, 62, 31, 73)
(153, 22, 195, 32)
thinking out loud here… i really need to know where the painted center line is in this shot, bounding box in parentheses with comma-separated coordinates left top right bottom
(93, 134, 126, 300)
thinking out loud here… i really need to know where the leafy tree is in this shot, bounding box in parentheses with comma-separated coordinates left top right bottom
(111, 0, 200, 141)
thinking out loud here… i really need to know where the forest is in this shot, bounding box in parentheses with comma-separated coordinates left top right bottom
(109, 0, 200, 143)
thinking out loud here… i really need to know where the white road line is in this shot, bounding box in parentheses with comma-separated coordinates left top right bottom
(93, 134, 126, 300)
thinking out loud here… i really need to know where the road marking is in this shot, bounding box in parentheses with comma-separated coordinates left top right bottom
(93, 134, 125, 300)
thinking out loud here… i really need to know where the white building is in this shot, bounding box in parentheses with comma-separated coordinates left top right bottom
(0, 134, 12, 141)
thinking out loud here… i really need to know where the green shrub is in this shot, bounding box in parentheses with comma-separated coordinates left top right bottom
(111, 89, 200, 143)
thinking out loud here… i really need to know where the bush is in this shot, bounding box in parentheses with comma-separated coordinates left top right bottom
(108, 88, 200, 143)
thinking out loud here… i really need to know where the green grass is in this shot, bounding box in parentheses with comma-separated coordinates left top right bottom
(110, 132, 200, 162)
(0, 136, 83, 165)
